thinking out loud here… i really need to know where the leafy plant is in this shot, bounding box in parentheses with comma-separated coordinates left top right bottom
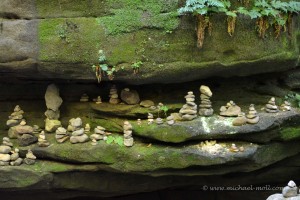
(160, 105, 169, 117)
(284, 92, 300, 108)
(178, 0, 237, 47)
(105, 135, 124, 146)
(92, 50, 116, 83)
(131, 61, 143, 74)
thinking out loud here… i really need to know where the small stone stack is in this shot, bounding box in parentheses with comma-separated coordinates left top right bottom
(33, 125, 42, 134)
(220, 101, 241, 117)
(91, 139, 98, 146)
(123, 121, 134, 147)
(90, 126, 107, 141)
(24, 149, 36, 165)
(109, 85, 121, 104)
(38, 131, 50, 147)
(95, 96, 102, 104)
(6, 105, 24, 128)
(267, 180, 300, 200)
(265, 97, 279, 113)
(10, 148, 23, 166)
(10, 120, 37, 147)
(166, 115, 175, 125)
(156, 118, 164, 125)
(147, 113, 154, 125)
(44, 84, 62, 132)
(280, 101, 291, 111)
(80, 93, 89, 102)
(69, 118, 89, 144)
(0, 137, 13, 166)
(179, 91, 198, 121)
(282, 181, 298, 198)
(84, 123, 91, 134)
(55, 127, 69, 143)
(232, 112, 247, 126)
(246, 104, 259, 124)
(199, 85, 214, 116)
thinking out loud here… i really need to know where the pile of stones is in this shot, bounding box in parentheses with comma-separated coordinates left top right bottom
(265, 97, 279, 113)
(9, 120, 37, 147)
(232, 112, 247, 126)
(10, 148, 23, 166)
(95, 96, 102, 104)
(246, 104, 259, 124)
(0, 137, 14, 166)
(166, 115, 175, 125)
(280, 101, 291, 111)
(220, 101, 241, 117)
(267, 181, 300, 200)
(90, 126, 108, 141)
(199, 85, 214, 116)
(80, 93, 89, 102)
(38, 131, 50, 147)
(120, 88, 140, 105)
(69, 118, 89, 144)
(6, 105, 24, 128)
(156, 118, 164, 125)
(179, 91, 197, 121)
(123, 121, 134, 147)
(147, 113, 154, 124)
(55, 127, 69, 143)
(44, 84, 62, 132)
(109, 85, 121, 104)
(24, 149, 36, 165)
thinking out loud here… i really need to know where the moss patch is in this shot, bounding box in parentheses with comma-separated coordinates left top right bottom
(280, 127, 300, 141)
(38, 18, 104, 63)
(97, 0, 179, 35)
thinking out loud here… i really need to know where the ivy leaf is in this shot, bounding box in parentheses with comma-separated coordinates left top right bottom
(100, 64, 108, 71)
(115, 137, 124, 146)
(106, 136, 114, 144)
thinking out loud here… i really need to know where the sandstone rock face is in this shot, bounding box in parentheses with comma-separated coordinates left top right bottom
(0, 0, 299, 84)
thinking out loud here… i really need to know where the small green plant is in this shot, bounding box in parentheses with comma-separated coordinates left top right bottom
(284, 92, 300, 107)
(160, 105, 169, 117)
(105, 135, 124, 146)
(92, 50, 116, 83)
(131, 61, 143, 74)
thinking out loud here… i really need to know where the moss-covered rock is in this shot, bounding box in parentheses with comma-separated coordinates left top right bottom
(132, 109, 300, 143)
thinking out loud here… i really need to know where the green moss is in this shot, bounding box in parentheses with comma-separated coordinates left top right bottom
(36, 0, 108, 18)
(97, 0, 179, 35)
(38, 18, 104, 63)
(280, 127, 300, 141)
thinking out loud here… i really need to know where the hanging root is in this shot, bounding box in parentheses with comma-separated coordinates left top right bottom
(274, 23, 282, 38)
(196, 15, 210, 48)
(256, 17, 269, 38)
(227, 16, 236, 37)
(287, 12, 293, 36)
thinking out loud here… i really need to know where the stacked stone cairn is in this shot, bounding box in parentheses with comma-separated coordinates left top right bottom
(80, 93, 89, 102)
(265, 97, 279, 113)
(166, 115, 175, 125)
(95, 96, 102, 104)
(280, 101, 291, 111)
(24, 149, 36, 165)
(179, 91, 197, 121)
(246, 104, 259, 124)
(38, 131, 50, 147)
(69, 118, 89, 144)
(84, 123, 91, 134)
(33, 125, 42, 134)
(137, 119, 142, 126)
(44, 84, 62, 132)
(123, 121, 134, 147)
(91, 139, 98, 146)
(199, 85, 214, 116)
(148, 113, 154, 125)
(0, 137, 13, 166)
(232, 112, 247, 126)
(6, 105, 24, 128)
(90, 126, 107, 141)
(156, 118, 164, 125)
(10, 148, 23, 166)
(109, 85, 121, 104)
(11, 120, 37, 147)
(220, 101, 241, 117)
(267, 181, 300, 200)
(55, 127, 69, 143)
